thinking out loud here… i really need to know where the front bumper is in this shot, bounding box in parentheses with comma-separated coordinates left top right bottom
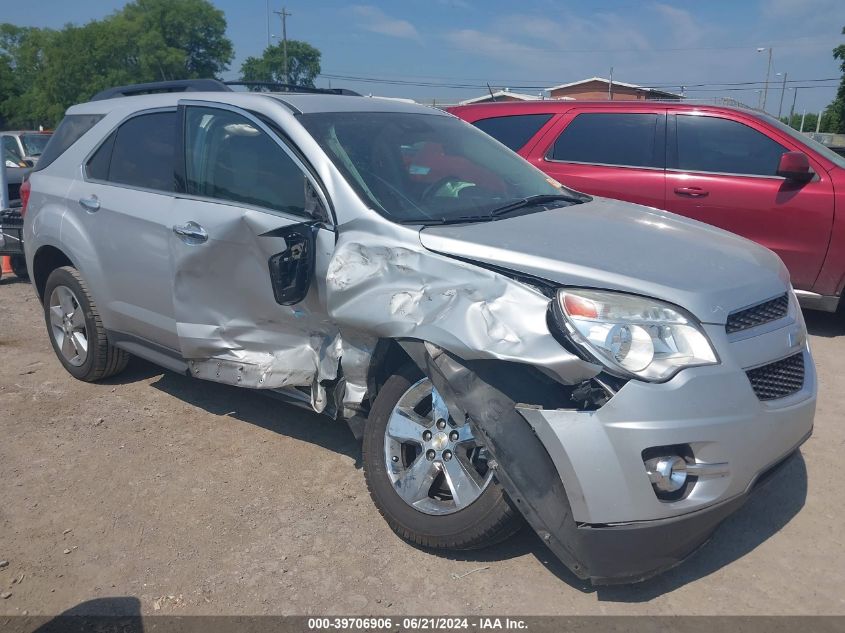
(514, 309, 816, 583)
(571, 437, 807, 584)
(422, 301, 816, 584)
(517, 346, 816, 525)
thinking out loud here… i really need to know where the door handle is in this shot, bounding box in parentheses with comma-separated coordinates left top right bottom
(78, 195, 100, 212)
(172, 221, 208, 243)
(673, 186, 709, 198)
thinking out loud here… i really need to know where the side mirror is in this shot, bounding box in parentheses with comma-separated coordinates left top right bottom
(268, 223, 318, 305)
(776, 151, 813, 182)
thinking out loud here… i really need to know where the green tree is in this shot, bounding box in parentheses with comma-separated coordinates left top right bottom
(240, 40, 321, 88)
(116, 0, 233, 80)
(780, 112, 821, 131)
(0, 0, 234, 128)
(827, 26, 845, 133)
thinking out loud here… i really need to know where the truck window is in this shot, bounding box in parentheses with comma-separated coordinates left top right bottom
(550, 113, 663, 168)
(184, 106, 307, 216)
(103, 111, 178, 192)
(673, 115, 787, 177)
(472, 114, 553, 151)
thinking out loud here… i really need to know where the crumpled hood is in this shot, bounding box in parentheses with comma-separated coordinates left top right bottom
(418, 196, 790, 324)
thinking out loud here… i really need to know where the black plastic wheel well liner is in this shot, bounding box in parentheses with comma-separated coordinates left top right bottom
(32, 245, 74, 299)
(366, 338, 415, 406)
(410, 341, 591, 580)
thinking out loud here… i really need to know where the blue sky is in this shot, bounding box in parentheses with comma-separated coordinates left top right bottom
(3, 0, 844, 113)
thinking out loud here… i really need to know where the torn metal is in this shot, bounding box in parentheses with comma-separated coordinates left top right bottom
(170, 201, 598, 420)
(325, 221, 600, 388)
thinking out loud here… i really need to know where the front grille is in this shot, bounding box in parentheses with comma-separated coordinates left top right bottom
(746, 352, 805, 401)
(726, 293, 789, 334)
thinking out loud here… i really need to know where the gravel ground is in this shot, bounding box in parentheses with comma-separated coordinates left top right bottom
(1, 272, 844, 616)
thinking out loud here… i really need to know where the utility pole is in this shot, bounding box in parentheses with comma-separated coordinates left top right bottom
(608, 67, 614, 101)
(777, 72, 787, 120)
(800, 108, 807, 132)
(816, 111, 822, 133)
(757, 47, 773, 112)
(266, 0, 271, 48)
(789, 88, 798, 128)
(273, 7, 292, 84)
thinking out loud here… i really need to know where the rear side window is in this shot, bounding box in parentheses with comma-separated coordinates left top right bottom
(184, 106, 307, 215)
(35, 114, 104, 171)
(550, 113, 663, 168)
(673, 115, 787, 176)
(472, 114, 553, 151)
(85, 131, 116, 181)
(95, 111, 178, 191)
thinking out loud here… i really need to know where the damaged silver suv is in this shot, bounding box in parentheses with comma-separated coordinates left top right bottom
(24, 80, 816, 584)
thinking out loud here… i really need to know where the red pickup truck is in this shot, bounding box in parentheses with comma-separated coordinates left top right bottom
(449, 101, 845, 312)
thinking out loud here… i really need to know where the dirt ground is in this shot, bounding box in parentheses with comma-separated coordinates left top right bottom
(1, 272, 844, 617)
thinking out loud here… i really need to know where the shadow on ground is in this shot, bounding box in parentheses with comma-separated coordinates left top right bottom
(25, 597, 143, 632)
(107, 356, 362, 465)
(98, 356, 808, 601)
(434, 452, 807, 600)
(803, 308, 845, 338)
(0, 273, 28, 286)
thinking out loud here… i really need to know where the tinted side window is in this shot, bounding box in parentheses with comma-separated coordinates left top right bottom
(674, 115, 787, 176)
(551, 113, 662, 168)
(85, 131, 116, 181)
(35, 114, 104, 171)
(185, 106, 306, 215)
(472, 114, 553, 151)
(105, 111, 177, 191)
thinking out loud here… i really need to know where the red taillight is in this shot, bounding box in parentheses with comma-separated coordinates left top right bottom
(19, 178, 31, 218)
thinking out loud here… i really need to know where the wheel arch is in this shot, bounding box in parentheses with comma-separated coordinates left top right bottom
(32, 245, 75, 300)
(365, 338, 415, 407)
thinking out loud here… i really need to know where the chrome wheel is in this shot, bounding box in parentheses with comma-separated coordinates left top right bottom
(384, 378, 493, 515)
(49, 285, 88, 367)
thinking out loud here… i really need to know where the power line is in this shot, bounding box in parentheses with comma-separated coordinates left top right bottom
(318, 71, 841, 92)
(683, 84, 839, 92)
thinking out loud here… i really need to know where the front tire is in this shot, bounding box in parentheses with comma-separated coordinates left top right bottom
(363, 362, 521, 550)
(43, 266, 129, 382)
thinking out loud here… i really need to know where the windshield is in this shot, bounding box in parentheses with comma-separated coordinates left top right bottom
(761, 114, 845, 169)
(298, 111, 581, 223)
(21, 133, 52, 157)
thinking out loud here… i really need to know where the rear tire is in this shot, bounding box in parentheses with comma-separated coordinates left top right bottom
(363, 362, 522, 550)
(10, 255, 27, 279)
(43, 266, 129, 382)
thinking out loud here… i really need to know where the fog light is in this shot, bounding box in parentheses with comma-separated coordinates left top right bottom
(646, 456, 688, 493)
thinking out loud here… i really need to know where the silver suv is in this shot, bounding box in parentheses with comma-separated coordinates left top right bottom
(23, 80, 816, 584)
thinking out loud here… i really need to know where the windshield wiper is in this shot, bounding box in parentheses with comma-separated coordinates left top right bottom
(489, 194, 584, 217)
(404, 214, 496, 226)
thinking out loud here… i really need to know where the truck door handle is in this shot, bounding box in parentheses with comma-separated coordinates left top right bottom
(172, 221, 208, 243)
(673, 186, 709, 198)
(78, 196, 100, 212)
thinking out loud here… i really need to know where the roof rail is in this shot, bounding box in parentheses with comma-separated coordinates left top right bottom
(90, 79, 232, 101)
(224, 81, 361, 96)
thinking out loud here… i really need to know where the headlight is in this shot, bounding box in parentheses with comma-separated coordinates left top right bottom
(555, 289, 718, 382)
